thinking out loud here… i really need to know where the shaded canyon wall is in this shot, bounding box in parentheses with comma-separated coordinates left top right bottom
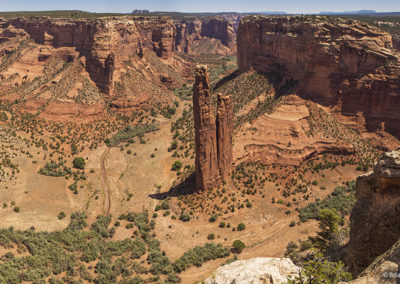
(237, 16, 400, 138)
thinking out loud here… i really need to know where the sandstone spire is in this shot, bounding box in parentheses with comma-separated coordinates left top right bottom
(216, 93, 233, 181)
(192, 65, 233, 191)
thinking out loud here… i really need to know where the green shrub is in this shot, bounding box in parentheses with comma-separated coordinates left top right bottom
(209, 214, 217, 222)
(73, 157, 85, 170)
(237, 223, 245, 231)
(288, 253, 352, 283)
(179, 212, 190, 222)
(58, 212, 66, 220)
(232, 240, 245, 253)
(207, 233, 215, 240)
(0, 112, 8, 122)
(171, 160, 183, 171)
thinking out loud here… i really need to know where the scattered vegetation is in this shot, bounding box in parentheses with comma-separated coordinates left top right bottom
(106, 124, 159, 147)
(298, 182, 355, 222)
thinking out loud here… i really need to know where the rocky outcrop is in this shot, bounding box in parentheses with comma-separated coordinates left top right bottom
(393, 36, 400, 52)
(193, 65, 233, 190)
(237, 16, 400, 138)
(347, 150, 400, 276)
(204, 257, 300, 284)
(347, 238, 400, 283)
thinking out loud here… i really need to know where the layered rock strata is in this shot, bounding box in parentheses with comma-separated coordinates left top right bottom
(237, 16, 400, 138)
(2, 16, 235, 94)
(193, 65, 233, 190)
(216, 93, 233, 179)
(393, 36, 400, 52)
(348, 150, 400, 276)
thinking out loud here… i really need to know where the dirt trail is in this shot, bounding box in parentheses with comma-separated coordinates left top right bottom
(100, 146, 111, 215)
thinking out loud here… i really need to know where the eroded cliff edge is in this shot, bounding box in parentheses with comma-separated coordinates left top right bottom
(1, 15, 235, 95)
(347, 150, 400, 277)
(237, 16, 400, 138)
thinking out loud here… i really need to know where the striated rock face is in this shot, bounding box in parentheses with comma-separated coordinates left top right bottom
(201, 18, 235, 48)
(193, 65, 220, 191)
(5, 17, 177, 93)
(203, 257, 300, 284)
(237, 16, 400, 138)
(216, 93, 233, 180)
(393, 37, 400, 52)
(3, 16, 235, 94)
(193, 66, 233, 190)
(348, 150, 400, 276)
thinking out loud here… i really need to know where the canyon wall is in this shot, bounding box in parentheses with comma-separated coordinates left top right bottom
(348, 150, 400, 276)
(393, 36, 400, 52)
(237, 16, 400, 138)
(201, 18, 235, 49)
(3, 15, 235, 94)
(193, 65, 233, 191)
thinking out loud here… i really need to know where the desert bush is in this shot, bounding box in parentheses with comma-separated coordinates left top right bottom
(237, 223, 245, 231)
(232, 240, 245, 253)
(171, 160, 183, 171)
(73, 157, 85, 170)
(58, 212, 66, 220)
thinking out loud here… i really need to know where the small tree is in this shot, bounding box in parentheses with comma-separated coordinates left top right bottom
(288, 253, 352, 284)
(73, 157, 85, 170)
(310, 209, 341, 252)
(232, 240, 245, 253)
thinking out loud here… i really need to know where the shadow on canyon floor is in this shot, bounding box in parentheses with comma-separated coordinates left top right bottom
(149, 173, 196, 200)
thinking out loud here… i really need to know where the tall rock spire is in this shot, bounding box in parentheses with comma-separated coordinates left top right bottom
(192, 65, 233, 191)
(216, 93, 233, 181)
(193, 65, 219, 190)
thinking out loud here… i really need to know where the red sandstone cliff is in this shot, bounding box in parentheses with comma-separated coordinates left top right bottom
(2, 15, 235, 95)
(201, 18, 235, 49)
(237, 16, 400, 138)
(0, 15, 236, 121)
(193, 66, 233, 191)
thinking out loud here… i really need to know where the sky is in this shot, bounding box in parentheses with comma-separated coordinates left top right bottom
(0, 0, 400, 14)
